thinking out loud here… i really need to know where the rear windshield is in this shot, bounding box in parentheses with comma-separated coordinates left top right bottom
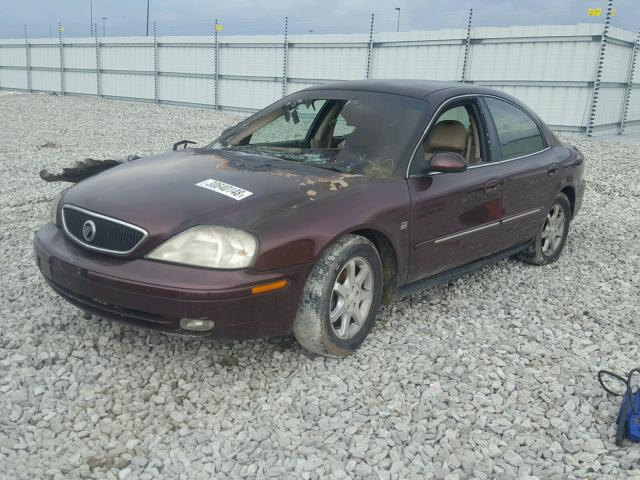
(210, 92, 426, 178)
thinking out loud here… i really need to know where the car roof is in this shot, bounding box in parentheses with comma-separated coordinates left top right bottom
(302, 79, 498, 100)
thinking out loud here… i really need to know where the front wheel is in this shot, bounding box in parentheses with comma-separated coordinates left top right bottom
(293, 235, 383, 357)
(518, 193, 571, 265)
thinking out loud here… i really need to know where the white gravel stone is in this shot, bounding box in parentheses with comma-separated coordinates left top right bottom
(1, 93, 639, 479)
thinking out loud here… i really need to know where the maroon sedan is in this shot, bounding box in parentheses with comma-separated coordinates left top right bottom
(34, 80, 585, 356)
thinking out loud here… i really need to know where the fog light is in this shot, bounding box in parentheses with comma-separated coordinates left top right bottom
(180, 318, 215, 332)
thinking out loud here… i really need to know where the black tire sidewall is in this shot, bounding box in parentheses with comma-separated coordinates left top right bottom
(320, 241, 383, 353)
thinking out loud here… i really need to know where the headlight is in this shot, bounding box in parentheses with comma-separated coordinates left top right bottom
(49, 188, 68, 225)
(146, 225, 258, 269)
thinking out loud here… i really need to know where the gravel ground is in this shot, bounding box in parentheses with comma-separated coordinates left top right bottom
(1, 93, 640, 480)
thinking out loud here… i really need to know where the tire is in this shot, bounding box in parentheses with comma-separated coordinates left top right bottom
(293, 235, 383, 357)
(518, 192, 571, 266)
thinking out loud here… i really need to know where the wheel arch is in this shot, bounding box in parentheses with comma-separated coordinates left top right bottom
(350, 228, 398, 304)
(560, 185, 576, 218)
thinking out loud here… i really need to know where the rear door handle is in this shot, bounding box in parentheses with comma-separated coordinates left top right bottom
(548, 163, 560, 176)
(483, 178, 504, 194)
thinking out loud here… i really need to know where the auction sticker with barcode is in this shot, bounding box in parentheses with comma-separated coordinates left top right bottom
(195, 179, 253, 200)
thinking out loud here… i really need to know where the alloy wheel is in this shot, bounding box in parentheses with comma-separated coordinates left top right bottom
(541, 204, 566, 256)
(329, 257, 374, 340)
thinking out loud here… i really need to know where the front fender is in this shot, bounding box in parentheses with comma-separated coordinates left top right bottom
(252, 179, 411, 282)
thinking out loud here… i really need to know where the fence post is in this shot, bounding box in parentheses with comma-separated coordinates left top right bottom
(586, 0, 614, 137)
(94, 24, 101, 97)
(619, 29, 639, 134)
(365, 13, 375, 79)
(282, 17, 288, 97)
(213, 18, 219, 109)
(58, 23, 64, 95)
(153, 22, 159, 104)
(461, 9, 473, 82)
(24, 25, 32, 92)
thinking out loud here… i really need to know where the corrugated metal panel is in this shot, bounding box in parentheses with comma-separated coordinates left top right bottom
(101, 72, 154, 99)
(372, 44, 465, 80)
(593, 86, 626, 125)
(101, 45, 154, 71)
(285, 82, 317, 96)
(219, 46, 283, 78)
(0, 46, 26, 67)
(64, 45, 96, 70)
(288, 33, 369, 45)
(30, 46, 59, 68)
(373, 29, 465, 43)
(159, 45, 213, 75)
(158, 75, 212, 104)
(65, 71, 97, 95)
(0, 26, 638, 133)
(601, 43, 633, 83)
(485, 84, 592, 128)
(609, 27, 637, 44)
(469, 40, 599, 82)
(473, 24, 601, 40)
(31, 70, 59, 91)
(0, 68, 26, 89)
(218, 78, 281, 109)
(626, 87, 640, 122)
(288, 45, 368, 80)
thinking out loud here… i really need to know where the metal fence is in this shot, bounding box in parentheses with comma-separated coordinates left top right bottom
(1, 19, 639, 135)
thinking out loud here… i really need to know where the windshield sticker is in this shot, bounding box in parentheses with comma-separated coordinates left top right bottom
(196, 179, 253, 200)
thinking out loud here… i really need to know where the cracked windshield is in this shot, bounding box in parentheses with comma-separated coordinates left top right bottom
(213, 92, 425, 177)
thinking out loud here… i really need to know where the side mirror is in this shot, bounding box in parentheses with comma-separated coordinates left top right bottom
(429, 152, 467, 173)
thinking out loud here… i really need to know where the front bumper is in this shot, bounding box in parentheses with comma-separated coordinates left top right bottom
(34, 223, 313, 338)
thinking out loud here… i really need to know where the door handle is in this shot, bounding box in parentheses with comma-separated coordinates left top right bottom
(483, 179, 504, 194)
(548, 163, 559, 176)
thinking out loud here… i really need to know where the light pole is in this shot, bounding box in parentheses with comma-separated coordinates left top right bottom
(146, 0, 150, 36)
(90, 0, 94, 36)
(395, 7, 401, 32)
(102, 17, 107, 36)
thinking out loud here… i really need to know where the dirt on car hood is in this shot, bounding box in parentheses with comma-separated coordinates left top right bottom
(60, 148, 369, 244)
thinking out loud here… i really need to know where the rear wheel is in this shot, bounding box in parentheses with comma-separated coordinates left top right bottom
(293, 235, 382, 357)
(518, 193, 571, 265)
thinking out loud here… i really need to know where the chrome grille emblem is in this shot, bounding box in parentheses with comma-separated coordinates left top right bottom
(82, 220, 97, 242)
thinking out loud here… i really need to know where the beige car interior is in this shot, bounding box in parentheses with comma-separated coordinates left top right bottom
(423, 105, 483, 166)
(310, 102, 343, 149)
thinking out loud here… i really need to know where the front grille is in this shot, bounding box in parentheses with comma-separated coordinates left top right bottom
(62, 205, 147, 254)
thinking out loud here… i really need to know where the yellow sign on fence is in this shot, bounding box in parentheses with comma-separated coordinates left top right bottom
(58, 25, 65, 33)
(588, 7, 617, 17)
(215, 24, 223, 31)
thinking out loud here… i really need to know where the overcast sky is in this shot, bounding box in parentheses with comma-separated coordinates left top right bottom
(1, 0, 637, 39)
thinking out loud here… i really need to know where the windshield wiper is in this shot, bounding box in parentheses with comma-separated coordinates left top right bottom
(307, 163, 349, 174)
(216, 146, 349, 173)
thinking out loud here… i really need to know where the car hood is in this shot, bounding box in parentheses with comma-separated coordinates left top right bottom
(62, 148, 369, 248)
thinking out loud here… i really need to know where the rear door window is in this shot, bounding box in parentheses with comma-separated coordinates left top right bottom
(485, 98, 545, 160)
